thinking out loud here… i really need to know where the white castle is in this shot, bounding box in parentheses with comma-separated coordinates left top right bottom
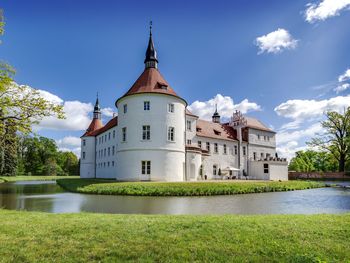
(80, 27, 288, 181)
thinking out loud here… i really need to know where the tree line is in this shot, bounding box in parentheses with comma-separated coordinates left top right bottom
(289, 107, 350, 173)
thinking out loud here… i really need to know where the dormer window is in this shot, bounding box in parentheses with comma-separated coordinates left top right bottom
(157, 82, 168, 90)
(196, 127, 202, 132)
(214, 129, 221, 135)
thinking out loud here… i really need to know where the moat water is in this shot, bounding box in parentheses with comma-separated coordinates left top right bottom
(0, 181, 349, 214)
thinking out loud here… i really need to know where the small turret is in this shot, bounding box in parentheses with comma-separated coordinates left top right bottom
(93, 96, 101, 120)
(212, 104, 220, 123)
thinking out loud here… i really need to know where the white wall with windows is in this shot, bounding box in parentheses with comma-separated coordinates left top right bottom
(116, 93, 186, 181)
(95, 126, 118, 179)
(80, 136, 96, 178)
(248, 160, 288, 181)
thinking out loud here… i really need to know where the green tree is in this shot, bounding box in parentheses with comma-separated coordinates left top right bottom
(289, 150, 338, 172)
(308, 108, 350, 172)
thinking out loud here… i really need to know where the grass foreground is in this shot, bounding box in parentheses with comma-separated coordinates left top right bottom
(0, 175, 79, 183)
(0, 210, 349, 262)
(57, 178, 325, 196)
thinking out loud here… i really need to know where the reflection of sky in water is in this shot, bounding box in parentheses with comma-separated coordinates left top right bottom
(0, 181, 350, 215)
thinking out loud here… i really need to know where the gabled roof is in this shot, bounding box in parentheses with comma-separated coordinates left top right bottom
(116, 68, 186, 106)
(196, 119, 238, 142)
(245, 116, 275, 133)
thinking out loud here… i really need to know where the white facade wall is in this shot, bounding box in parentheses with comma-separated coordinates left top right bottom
(195, 137, 239, 179)
(80, 136, 96, 178)
(116, 93, 186, 181)
(248, 129, 276, 160)
(186, 151, 202, 181)
(95, 126, 118, 179)
(248, 161, 288, 181)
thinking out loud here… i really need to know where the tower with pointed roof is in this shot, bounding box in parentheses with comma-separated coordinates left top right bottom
(212, 105, 220, 123)
(114, 23, 187, 181)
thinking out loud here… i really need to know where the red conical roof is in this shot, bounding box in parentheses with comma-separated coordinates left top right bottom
(116, 68, 186, 106)
(82, 118, 103, 137)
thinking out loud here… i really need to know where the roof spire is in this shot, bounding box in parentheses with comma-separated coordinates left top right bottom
(144, 21, 158, 69)
(212, 104, 221, 123)
(93, 93, 101, 120)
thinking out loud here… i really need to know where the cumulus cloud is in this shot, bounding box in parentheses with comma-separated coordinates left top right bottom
(255, 28, 298, 54)
(338, 68, 350, 82)
(56, 136, 81, 157)
(334, 83, 350, 94)
(101, 107, 115, 117)
(277, 141, 309, 161)
(188, 94, 261, 121)
(14, 84, 115, 131)
(305, 0, 350, 23)
(274, 95, 350, 127)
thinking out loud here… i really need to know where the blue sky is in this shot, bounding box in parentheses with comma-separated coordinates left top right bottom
(1, 0, 350, 158)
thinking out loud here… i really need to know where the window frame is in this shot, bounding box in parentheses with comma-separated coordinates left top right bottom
(141, 161, 151, 175)
(144, 101, 150, 111)
(142, 125, 151, 141)
(122, 127, 127, 142)
(168, 103, 174, 113)
(167, 126, 175, 142)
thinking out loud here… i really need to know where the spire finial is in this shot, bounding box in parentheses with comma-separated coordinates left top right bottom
(149, 20, 152, 36)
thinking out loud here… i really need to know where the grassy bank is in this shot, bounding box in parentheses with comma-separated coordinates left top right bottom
(0, 175, 79, 183)
(0, 210, 349, 262)
(57, 178, 325, 196)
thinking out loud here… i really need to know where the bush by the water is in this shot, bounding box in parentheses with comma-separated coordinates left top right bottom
(57, 179, 324, 196)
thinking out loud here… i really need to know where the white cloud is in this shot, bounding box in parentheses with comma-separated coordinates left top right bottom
(334, 83, 350, 94)
(188, 94, 261, 121)
(255, 28, 298, 54)
(56, 136, 81, 157)
(56, 136, 81, 148)
(101, 107, 115, 117)
(13, 83, 115, 131)
(277, 122, 323, 145)
(274, 95, 350, 127)
(338, 68, 350, 82)
(277, 141, 309, 161)
(305, 0, 350, 23)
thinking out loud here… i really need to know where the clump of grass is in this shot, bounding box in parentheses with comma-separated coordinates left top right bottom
(0, 175, 79, 183)
(57, 179, 325, 196)
(0, 210, 349, 262)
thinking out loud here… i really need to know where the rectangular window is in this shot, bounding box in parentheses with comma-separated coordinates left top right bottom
(261, 153, 264, 159)
(223, 144, 227, 154)
(168, 103, 174, 113)
(109, 132, 111, 140)
(113, 130, 115, 138)
(253, 152, 257, 160)
(144, 101, 150, 111)
(82, 152, 86, 159)
(198, 141, 202, 149)
(108, 161, 110, 167)
(213, 165, 217, 175)
(258, 134, 260, 140)
(122, 127, 127, 142)
(123, 104, 127, 113)
(112, 146, 115, 155)
(105, 134, 107, 141)
(104, 148, 106, 157)
(243, 146, 246, 156)
(206, 142, 210, 152)
(141, 161, 151, 175)
(112, 161, 114, 166)
(234, 145, 238, 155)
(264, 163, 269, 174)
(214, 143, 218, 153)
(142, 125, 151, 140)
(187, 139, 192, 145)
(186, 120, 192, 131)
(168, 127, 175, 141)
(108, 147, 110, 156)
(83, 139, 86, 146)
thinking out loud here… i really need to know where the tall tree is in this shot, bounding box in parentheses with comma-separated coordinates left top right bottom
(308, 107, 350, 172)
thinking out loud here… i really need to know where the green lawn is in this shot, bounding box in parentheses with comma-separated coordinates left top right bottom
(0, 210, 349, 262)
(0, 175, 79, 183)
(57, 178, 325, 196)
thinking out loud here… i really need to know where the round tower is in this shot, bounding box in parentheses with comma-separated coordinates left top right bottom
(80, 96, 103, 178)
(115, 24, 187, 181)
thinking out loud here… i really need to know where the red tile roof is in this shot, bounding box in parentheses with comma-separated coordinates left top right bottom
(116, 68, 186, 105)
(196, 119, 238, 141)
(245, 116, 275, 133)
(82, 118, 103, 137)
(82, 117, 118, 137)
